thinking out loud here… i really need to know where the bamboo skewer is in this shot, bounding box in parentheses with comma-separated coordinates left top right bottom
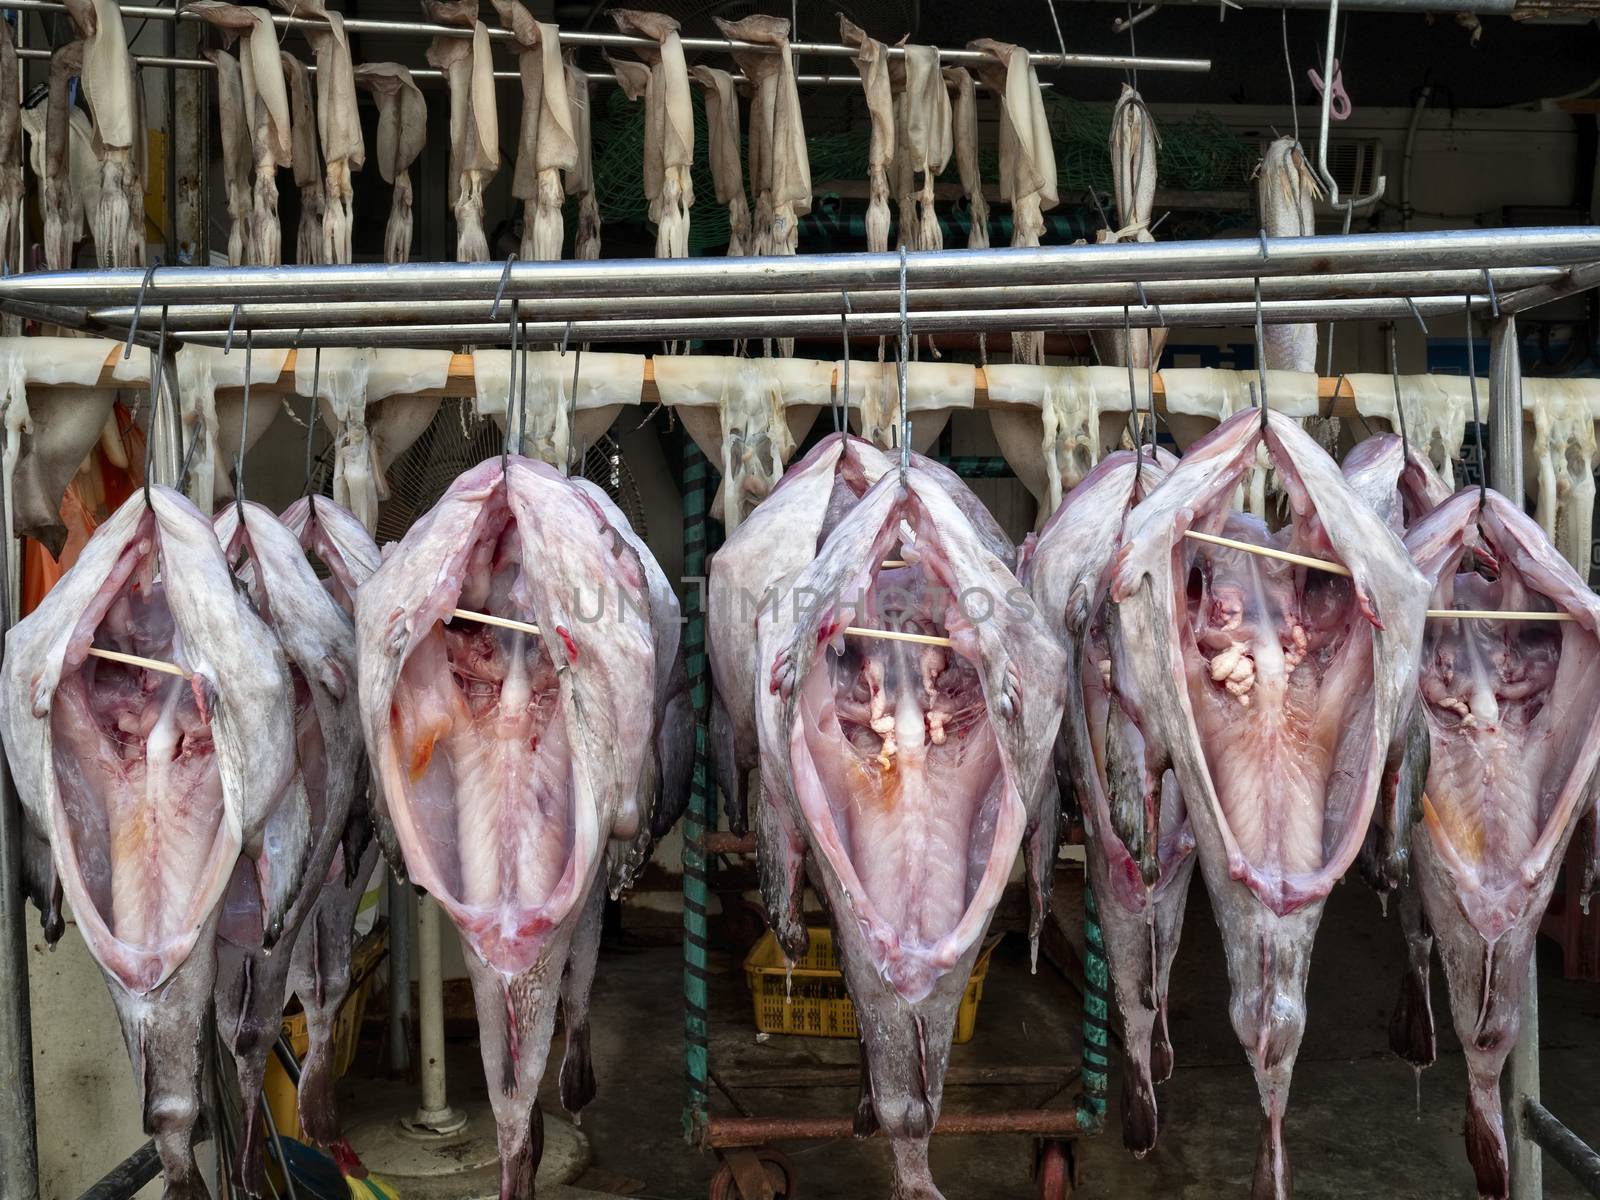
(1183, 529, 1576, 622)
(85, 646, 191, 678)
(450, 608, 542, 636)
(842, 626, 952, 648)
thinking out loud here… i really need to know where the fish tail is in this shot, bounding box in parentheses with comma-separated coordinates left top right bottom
(498, 1104, 543, 1200)
(558, 1020, 596, 1115)
(853, 1038, 879, 1138)
(1120, 1046, 1159, 1156)
(1387, 963, 1437, 1068)
(888, 1134, 944, 1200)
(297, 1036, 340, 1147)
(234, 1087, 268, 1199)
(1465, 1081, 1510, 1200)
(1250, 1107, 1292, 1200)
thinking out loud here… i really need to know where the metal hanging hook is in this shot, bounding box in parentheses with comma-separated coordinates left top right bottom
(303, 336, 322, 512)
(1464, 295, 1487, 517)
(1388, 321, 1411, 463)
(1123, 303, 1142, 461)
(837, 291, 851, 435)
(1253, 276, 1269, 435)
(896, 245, 911, 486)
(1405, 297, 1430, 336)
(223, 303, 242, 355)
(502, 299, 521, 479)
(563, 320, 582, 478)
(491, 253, 517, 321)
(142, 305, 169, 511)
(124, 258, 160, 360)
(1482, 268, 1500, 319)
(235, 328, 254, 522)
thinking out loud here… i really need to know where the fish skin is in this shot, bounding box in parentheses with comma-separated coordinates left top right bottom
(1109, 410, 1427, 1199)
(0, 485, 301, 1200)
(1402, 488, 1600, 1199)
(355, 456, 658, 1197)
(210, 499, 363, 1196)
(707, 433, 892, 841)
(755, 462, 1065, 1199)
(1027, 448, 1196, 1155)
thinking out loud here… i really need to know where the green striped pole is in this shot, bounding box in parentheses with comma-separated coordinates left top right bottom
(1078, 880, 1110, 1130)
(680, 437, 713, 1142)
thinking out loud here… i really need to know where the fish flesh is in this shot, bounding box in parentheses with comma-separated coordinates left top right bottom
(1108, 409, 1428, 1199)
(355, 64, 428, 265)
(1026, 446, 1195, 1154)
(279, 494, 384, 1143)
(0, 485, 303, 1199)
(210, 498, 364, 1196)
(356, 457, 667, 1196)
(755, 455, 1064, 1200)
(1403, 487, 1600, 1199)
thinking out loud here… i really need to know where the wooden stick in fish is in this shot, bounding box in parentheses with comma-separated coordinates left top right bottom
(844, 625, 951, 647)
(1183, 530, 1574, 621)
(85, 646, 191, 678)
(450, 608, 541, 636)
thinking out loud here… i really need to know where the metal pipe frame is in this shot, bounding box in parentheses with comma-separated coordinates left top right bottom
(7, 230, 1599, 308)
(11, 45, 992, 90)
(1525, 1099, 1600, 1196)
(147, 297, 1503, 348)
(1073, 0, 1515, 10)
(705, 1108, 1086, 1148)
(83, 268, 1564, 332)
(2, 0, 1211, 73)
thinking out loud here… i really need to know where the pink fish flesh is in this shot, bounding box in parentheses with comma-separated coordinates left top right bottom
(355, 457, 668, 1197)
(0, 485, 302, 1200)
(756, 460, 1064, 1200)
(1109, 410, 1428, 1199)
(1403, 487, 1600, 1199)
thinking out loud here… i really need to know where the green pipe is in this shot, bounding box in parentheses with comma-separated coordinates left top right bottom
(680, 438, 713, 1142)
(1077, 881, 1111, 1130)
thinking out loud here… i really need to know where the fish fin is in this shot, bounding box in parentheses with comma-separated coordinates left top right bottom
(1388, 966, 1437, 1069)
(21, 829, 63, 944)
(559, 871, 605, 1114)
(711, 691, 748, 836)
(757, 782, 808, 962)
(1024, 797, 1060, 965)
(559, 1017, 596, 1115)
(498, 1104, 542, 1200)
(650, 677, 693, 840)
(253, 774, 312, 948)
(1150, 998, 1174, 1084)
(853, 1036, 879, 1138)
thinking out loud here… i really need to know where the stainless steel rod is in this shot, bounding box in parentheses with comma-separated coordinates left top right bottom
(85, 269, 1563, 332)
(152, 296, 1497, 349)
(1067, 0, 1514, 10)
(9, 229, 1600, 306)
(11, 46, 969, 89)
(1498, 260, 1600, 317)
(1524, 1099, 1600, 1196)
(2, 0, 1212, 72)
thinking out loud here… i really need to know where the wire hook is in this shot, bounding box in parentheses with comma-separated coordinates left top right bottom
(837, 291, 851, 435)
(235, 328, 253, 521)
(142, 305, 168, 512)
(1388, 321, 1411, 463)
(1464, 295, 1487, 517)
(303, 336, 322, 511)
(896, 245, 911, 485)
(1405, 297, 1430, 336)
(491, 253, 517, 321)
(502, 299, 520, 479)
(124, 258, 159, 360)
(1253, 276, 1269, 435)
(562, 319, 582, 477)
(223, 303, 242, 356)
(1482, 268, 1500, 319)
(1123, 303, 1142, 460)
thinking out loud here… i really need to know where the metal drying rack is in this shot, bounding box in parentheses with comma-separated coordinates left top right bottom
(6, 228, 1600, 1200)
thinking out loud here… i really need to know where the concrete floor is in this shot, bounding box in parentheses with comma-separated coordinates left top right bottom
(347, 872, 1600, 1199)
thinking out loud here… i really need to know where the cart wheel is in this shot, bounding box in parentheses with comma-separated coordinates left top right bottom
(709, 1146, 798, 1200)
(1035, 1138, 1073, 1200)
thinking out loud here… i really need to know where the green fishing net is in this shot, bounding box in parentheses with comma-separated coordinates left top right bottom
(589, 88, 1258, 249)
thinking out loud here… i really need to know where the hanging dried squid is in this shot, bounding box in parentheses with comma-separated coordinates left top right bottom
(606, 10, 693, 260)
(0, 34, 22, 272)
(423, 0, 499, 262)
(490, 1, 577, 261)
(840, 17, 894, 256)
(355, 64, 427, 264)
(64, 0, 146, 265)
(690, 66, 751, 256)
(565, 56, 601, 260)
(281, 54, 324, 265)
(1091, 85, 1167, 373)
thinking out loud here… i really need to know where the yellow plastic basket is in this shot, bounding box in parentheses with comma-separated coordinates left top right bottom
(742, 928, 999, 1043)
